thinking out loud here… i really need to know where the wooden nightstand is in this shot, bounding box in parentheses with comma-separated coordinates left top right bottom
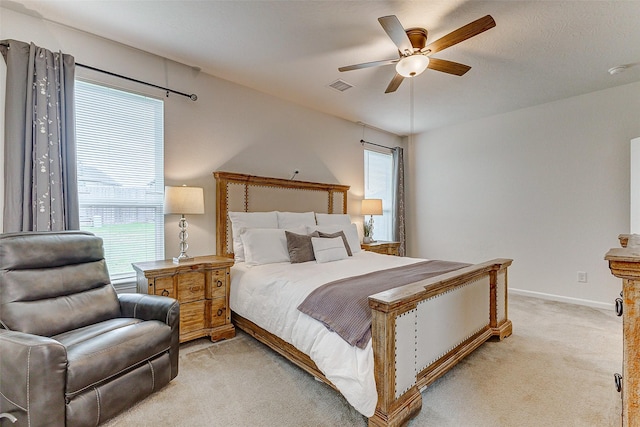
(132, 255, 235, 343)
(361, 241, 400, 256)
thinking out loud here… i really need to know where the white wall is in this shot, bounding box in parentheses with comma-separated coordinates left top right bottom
(0, 7, 402, 259)
(407, 81, 640, 307)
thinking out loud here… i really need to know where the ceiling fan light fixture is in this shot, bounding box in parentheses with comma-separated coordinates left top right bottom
(396, 55, 430, 78)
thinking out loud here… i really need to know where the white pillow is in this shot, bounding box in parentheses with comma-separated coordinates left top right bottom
(277, 211, 316, 229)
(228, 211, 278, 262)
(308, 223, 361, 254)
(311, 236, 349, 263)
(240, 228, 290, 266)
(315, 213, 352, 226)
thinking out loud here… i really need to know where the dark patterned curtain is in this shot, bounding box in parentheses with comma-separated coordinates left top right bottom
(1, 39, 79, 231)
(391, 146, 406, 256)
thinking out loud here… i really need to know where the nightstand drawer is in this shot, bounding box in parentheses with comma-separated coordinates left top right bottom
(209, 298, 227, 328)
(181, 300, 206, 333)
(177, 271, 205, 302)
(207, 269, 227, 299)
(154, 276, 175, 298)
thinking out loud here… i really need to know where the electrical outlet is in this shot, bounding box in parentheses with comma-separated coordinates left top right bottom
(577, 271, 588, 283)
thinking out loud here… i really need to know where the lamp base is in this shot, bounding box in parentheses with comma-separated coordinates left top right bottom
(173, 254, 194, 264)
(173, 214, 193, 263)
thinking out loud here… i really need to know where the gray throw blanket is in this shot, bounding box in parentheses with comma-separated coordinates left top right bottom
(297, 260, 470, 348)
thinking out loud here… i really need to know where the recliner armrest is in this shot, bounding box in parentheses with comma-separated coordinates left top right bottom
(0, 329, 67, 426)
(118, 293, 179, 325)
(117, 294, 180, 379)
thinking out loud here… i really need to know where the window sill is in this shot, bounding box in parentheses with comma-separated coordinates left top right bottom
(111, 276, 137, 294)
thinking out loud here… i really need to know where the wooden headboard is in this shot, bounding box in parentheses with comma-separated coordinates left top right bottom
(214, 171, 350, 257)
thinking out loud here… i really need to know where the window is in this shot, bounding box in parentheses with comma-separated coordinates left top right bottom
(364, 149, 393, 241)
(75, 80, 164, 280)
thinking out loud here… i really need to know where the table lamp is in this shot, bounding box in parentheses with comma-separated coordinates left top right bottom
(361, 198, 383, 243)
(164, 185, 204, 263)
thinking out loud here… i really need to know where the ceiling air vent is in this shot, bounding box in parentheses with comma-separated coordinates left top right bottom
(329, 79, 354, 92)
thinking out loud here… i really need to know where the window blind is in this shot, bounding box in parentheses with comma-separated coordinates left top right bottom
(364, 149, 393, 241)
(75, 80, 164, 279)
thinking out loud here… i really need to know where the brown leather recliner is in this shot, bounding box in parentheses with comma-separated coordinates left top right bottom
(0, 231, 180, 426)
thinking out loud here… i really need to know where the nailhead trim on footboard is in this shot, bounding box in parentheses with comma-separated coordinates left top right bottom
(393, 275, 491, 399)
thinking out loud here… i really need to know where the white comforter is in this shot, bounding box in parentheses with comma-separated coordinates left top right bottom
(230, 251, 422, 417)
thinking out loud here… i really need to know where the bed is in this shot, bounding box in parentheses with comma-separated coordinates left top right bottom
(214, 171, 512, 426)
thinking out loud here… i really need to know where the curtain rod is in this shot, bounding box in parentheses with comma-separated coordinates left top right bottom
(0, 41, 197, 101)
(77, 63, 198, 101)
(360, 139, 393, 150)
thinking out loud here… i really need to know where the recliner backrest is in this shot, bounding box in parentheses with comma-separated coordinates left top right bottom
(0, 231, 120, 336)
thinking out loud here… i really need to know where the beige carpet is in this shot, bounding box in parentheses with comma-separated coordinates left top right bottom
(103, 295, 622, 426)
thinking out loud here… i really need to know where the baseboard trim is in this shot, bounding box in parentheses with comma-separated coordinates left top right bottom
(509, 288, 614, 311)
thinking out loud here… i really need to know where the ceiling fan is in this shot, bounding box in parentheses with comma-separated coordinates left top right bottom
(339, 15, 496, 93)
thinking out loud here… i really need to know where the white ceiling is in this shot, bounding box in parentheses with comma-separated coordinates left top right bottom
(4, 0, 640, 136)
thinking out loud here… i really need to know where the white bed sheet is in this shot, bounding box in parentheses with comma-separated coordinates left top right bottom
(230, 251, 422, 417)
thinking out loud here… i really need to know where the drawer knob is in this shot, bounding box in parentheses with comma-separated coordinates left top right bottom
(216, 308, 224, 317)
(615, 293, 623, 317)
(615, 298, 623, 316)
(161, 289, 169, 297)
(216, 280, 223, 288)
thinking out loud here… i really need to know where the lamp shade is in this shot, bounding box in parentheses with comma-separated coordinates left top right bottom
(164, 186, 204, 214)
(395, 55, 430, 78)
(361, 199, 383, 216)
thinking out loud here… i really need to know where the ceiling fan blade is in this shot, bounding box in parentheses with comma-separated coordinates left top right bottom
(338, 58, 398, 72)
(423, 15, 496, 55)
(378, 15, 413, 54)
(427, 58, 471, 76)
(385, 73, 404, 93)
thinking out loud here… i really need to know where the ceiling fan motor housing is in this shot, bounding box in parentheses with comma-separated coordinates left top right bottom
(405, 28, 428, 53)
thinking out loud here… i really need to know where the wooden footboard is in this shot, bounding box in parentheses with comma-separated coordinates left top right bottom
(232, 259, 512, 427)
(368, 258, 512, 427)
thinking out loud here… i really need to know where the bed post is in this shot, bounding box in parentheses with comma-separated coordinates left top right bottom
(369, 302, 422, 427)
(490, 260, 513, 340)
(215, 174, 229, 256)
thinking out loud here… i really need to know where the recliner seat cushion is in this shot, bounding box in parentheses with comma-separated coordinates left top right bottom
(54, 318, 142, 347)
(59, 318, 172, 396)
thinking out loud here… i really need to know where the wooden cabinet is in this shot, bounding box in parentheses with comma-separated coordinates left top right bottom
(606, 236, 640, 427)
(132, 255, 235, 343)
(361, 241, 400, 256)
